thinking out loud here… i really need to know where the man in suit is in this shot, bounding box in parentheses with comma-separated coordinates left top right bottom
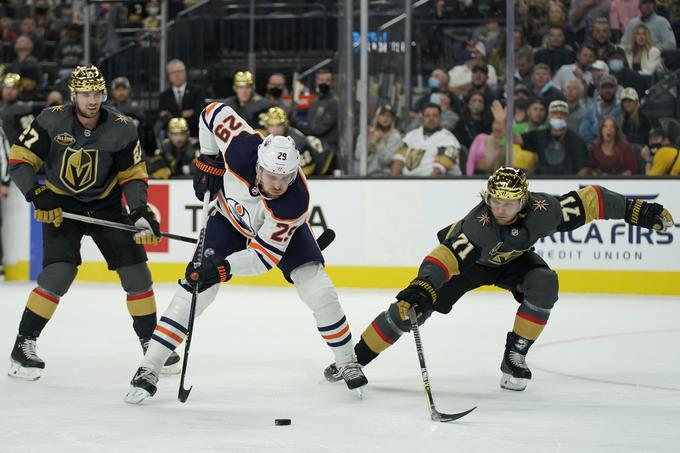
(158, 59, 204, 136)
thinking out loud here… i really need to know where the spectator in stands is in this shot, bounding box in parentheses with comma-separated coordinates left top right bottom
(146, 118, 199, 179)
(54, 24, 90, 81)
(553, 43, 596, 91)
(607, 47, 650, 99)
(158, 59, 204, 136)
(610, 0, 641, 38)
(530, 63, 565, 107)
(624, 24, 663, 74)
(291, 68, 339, 168)
(109, 76, 146, 143)
(641, 127, 680, 175)
(514, 84, 530, 102)
(391, 103, 462, 176)
(548, 2, 568, 30)
(514, 48, 535, 88)
(470, 63, 498, 101)
(534, 25, 576, 74)
(19, 17, 45, 61)
(515, 96, 548, 134)
(45, 89, 63, 107)
(354, 104, 402, 176)
(589, 17, 618, 60)
(585, 59, 612, 103)
(1, 16, 17, 44)
(31, 0, 59, 42)
(523, 0, 551, 48)
(412, 68, 450, 117)
(453, 90, 493, 149)
(564, 79, 587, 134)
(448, 40, 498, 98)
(407, 91, 459, 134)
(9, 36, 42, 100)
(143, 1, 161, 30)
(0, 73, 35, 144)
(590, 116, 638, 175)
(580, 75, 621, 144)
(621, 0, 676, 51)
(620, 87, 657, 146)
(465, 100, 507, 176)
(265, 72, 291, 114)
(513, 97, 530, 125)
(518, 100, 592, 175)
(489, 29, 532, 77)
(568, 0, 612, 44)
(223, 70, 272, 130)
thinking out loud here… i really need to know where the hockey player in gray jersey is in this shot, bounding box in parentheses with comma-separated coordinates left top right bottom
(325, 167, 674, 391)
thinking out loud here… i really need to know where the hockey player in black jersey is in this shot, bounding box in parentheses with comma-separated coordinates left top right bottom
(7, 65, 179, 380)
(325, 167, 674, 391)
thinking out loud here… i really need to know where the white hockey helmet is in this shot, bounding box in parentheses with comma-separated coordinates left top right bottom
(256, 134, 300, 185)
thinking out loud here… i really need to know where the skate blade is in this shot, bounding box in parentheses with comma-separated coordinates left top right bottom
(500, 373, 528, 391)
(125, 387, 151, 404)
(7, 360, 42, 381)
(160, 361, 181, 376)
(352, 385, 366, 400)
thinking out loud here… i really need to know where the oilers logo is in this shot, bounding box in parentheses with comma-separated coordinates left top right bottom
(226, 197, 254, 233)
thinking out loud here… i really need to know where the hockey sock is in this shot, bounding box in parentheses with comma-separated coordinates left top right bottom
(512, 304, 549, 341)
(18, 288, 59, 337)
(355, 310, 405, 366)
(126, 290, 158, 339)
(318, 315, 354, 365)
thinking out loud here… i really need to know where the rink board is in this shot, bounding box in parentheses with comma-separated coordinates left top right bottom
(2, 178, 679, 294)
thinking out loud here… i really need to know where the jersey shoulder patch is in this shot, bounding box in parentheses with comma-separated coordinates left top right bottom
(263, 175, 310, 222)
(460, 201, 494, 243)
(523, 192, 563, 236)
(35, 104, 72, 131)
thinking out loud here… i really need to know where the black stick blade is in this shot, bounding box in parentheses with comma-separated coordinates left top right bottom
(433, 406, 477, 422)
(317, 228, 336, 251)
(178, 386, 192, 403)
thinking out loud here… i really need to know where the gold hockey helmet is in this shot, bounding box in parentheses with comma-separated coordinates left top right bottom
(168, 117, 189, 134)
(486, 167, 529, 203)
(233, 71, 254, 87)
(264, 106, 288, 127)
(2, 72, 21, 88)
(69, 65, 106, 94)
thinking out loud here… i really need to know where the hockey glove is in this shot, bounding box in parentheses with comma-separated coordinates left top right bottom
(395, 278, 437, 321)
(193, 154, 226, 201)
(28, 185, 63, 228)
(184, 254, 231, 291)
(129, 205, 162, 245)
(625, 199, 674, 232)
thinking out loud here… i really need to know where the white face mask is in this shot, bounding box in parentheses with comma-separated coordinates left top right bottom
(147, 7, 159, 15)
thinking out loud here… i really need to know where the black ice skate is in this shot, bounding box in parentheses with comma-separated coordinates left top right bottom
(500, 331, 535, 391)
(140, 337, 181, 375)
(8, 335, 45, 381)
(125, 366, 159, 404)
(324, 361, 368, 394)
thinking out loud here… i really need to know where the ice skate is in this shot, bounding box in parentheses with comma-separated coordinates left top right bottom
(125, 366, 159, 404)
(140, 337, 181, 375)
(500, 331, 535, 391)
(324, 361, 367, 398)
(323, 362, 343, 383)
(8, 335, 44, 381)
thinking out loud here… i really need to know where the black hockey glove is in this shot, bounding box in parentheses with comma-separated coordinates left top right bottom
(27, 185, 62, 228)
(395, 278, 437, 321)
(184, 254, 231, 292)
(193, 154, 226, 201)
(129, 205, 162, 245)
(625, 199, 674, 232)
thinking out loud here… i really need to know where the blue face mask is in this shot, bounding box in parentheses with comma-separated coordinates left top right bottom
(428, 77, 440, 91)
(608, 59, 624, 72)
(549, 118, 567, 129)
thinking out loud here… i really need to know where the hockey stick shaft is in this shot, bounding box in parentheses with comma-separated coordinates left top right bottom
(62, 212, 197, 244)
(409, 307, 476, 422)
(178, 191, 212, 403)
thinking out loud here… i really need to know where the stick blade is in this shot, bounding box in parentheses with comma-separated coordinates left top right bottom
(433, 406, 477, 422)
(178, 386, 192, 403)
(317, 228, 336, 251)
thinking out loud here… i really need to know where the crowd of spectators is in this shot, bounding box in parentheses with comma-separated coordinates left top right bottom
(357, 0, 680, 177)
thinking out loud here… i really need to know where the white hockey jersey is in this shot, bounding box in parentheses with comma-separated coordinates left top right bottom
(395, 127, 462, 176)
(199, 102, 310, 275)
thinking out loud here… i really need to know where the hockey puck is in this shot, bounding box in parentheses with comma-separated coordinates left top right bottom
(274, 418, 291, 426)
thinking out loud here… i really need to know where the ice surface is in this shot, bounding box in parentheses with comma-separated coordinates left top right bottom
(1, 282, 679, 453)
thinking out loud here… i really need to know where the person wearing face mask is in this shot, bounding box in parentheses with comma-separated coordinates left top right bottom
(620, 0, 676, 51)
(579, 75, 621, 145)
(448, 40, 498, 98)
(291, 68, 339, 170)
(529, 63, 566, 108)
(265, 72, 291, 114)
(605, 47, 650, 99)
(453, 91, 493, 149)
(412, 68, 451, 118)
(641, 127, 680, 175)
(391, 103, 462, 176)
(517, 100, 591, 175)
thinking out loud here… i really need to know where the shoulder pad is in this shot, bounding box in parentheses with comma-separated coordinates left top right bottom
(263, 175, 310, 221)
(461, 201, 495, 244)
(35, 104, 70, 128)
(523, 192, 562, 233)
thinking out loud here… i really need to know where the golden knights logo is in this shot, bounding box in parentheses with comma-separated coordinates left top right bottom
(59, 147, 99, 193)
(488, 241, 529, 265)
(405, 148, 426, 171)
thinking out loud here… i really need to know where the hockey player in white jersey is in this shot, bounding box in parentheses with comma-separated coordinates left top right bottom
(125, 102, 367, 403)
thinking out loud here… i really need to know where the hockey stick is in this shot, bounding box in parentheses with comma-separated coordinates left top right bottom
(62, 212, 197, 244)
(178, 190, 212, 403)
(409, 307, 477, 422)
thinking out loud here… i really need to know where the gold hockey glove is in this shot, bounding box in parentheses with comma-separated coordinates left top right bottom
(28, 185, 63, 228)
